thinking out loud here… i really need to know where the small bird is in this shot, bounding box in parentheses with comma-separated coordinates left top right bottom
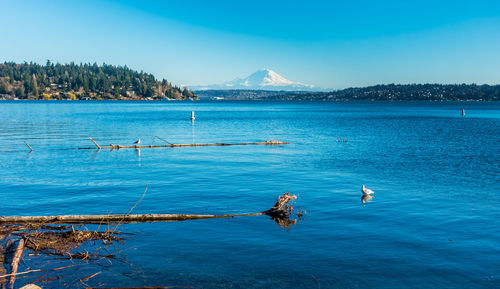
(362, 185, 374, 195)
(134, 139, 141, 145)
(361, 185, 375, 204)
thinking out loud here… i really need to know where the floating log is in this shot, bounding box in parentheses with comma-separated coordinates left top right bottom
(0, 194, 300, 286)
(78, 140, 289, 150)
(0, 213, 265, 224)
(0, 193, 300, 227)
(263, 192, 297, 219)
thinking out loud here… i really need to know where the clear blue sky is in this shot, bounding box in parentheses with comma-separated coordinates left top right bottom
(1, 0, 499, 89)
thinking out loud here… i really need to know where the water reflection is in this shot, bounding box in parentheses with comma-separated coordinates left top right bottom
(361, 194, 374, 204)
(191, 119, 195, 143)
(90, 149, 100, 161)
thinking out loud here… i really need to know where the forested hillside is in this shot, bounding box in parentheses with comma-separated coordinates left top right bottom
(0, 61, 196, 100)
(196, 84, 500, 101)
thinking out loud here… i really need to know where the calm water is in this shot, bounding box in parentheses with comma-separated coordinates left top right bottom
(0, 100, 499, 288)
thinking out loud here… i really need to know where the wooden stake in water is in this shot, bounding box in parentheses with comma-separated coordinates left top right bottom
(462, 108, 466, 116)
(191, 111, 195, 121)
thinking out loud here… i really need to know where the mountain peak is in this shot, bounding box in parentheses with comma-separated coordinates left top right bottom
(192, 69, 318, 91)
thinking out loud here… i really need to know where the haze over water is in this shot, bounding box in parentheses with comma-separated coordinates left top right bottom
(0, 101, 499, 288)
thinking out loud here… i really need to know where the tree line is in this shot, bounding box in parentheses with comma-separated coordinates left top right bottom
(196, 84, 500, 101)
(0, 61, 197, 100)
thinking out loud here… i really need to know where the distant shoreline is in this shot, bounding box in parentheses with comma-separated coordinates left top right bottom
(194, 84, 500, 101)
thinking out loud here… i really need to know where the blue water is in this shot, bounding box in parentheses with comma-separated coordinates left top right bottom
(0, 101, 499, 288)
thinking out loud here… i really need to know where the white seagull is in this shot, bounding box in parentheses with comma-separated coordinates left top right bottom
(361, 185, 374, 195)
(361, 185, 375, 204)
(134, 139, 141, 145)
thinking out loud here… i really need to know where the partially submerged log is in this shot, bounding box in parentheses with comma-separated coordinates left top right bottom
(7, 239, 24, 289)
(0, 193, 300, 226)
(263, 192, 301, 227)
(263, 192, 297, 219)
(0, 193, 301, 287)
(78, 138, 289, 150)
(0, 213, 264, 224)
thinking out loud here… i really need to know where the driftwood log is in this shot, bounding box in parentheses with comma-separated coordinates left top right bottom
(78, 138, 289, 150)
(0, 194, 300, 287)
(0, 213, 264, 224)
(264, 192, 297, 218)
(0, 193, 299, 225)
(23, 138, 289, 152)
(7, 239, 24, 289)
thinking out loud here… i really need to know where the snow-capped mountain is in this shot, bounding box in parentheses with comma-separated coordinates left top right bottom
(191, 69, 318, 91)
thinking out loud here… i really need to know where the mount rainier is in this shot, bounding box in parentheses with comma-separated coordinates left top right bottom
(191, 69, 319, 91)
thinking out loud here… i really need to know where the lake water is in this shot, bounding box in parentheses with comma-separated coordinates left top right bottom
(0, 100, 499, 288)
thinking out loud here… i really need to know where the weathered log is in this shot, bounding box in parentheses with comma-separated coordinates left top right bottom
(0, 213, 265, 224)
(78, 140, 289, 150)
(263, 192, 297, 218)
(7, 239, 24, 289)
(0, 193, 299, 228)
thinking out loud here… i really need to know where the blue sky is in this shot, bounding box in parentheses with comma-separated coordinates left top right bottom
(1, 0, 499, 89)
